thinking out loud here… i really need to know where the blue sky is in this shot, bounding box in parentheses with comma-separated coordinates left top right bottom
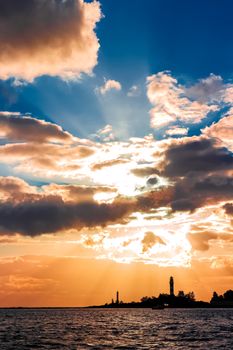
(96, 0, 233, 80)
(1, 0, 233, 140)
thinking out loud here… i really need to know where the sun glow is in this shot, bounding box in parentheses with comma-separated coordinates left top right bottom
(91, 163, 145, 196)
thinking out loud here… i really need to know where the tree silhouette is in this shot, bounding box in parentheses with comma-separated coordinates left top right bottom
(223, 290, 233, 301)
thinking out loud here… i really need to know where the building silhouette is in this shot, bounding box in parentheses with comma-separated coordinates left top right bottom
(170, 276, 174, 296)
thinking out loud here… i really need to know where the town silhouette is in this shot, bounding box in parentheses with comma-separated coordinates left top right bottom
(91, 276, 233, 309)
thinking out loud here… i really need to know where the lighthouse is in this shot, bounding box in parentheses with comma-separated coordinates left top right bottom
(116, 291, 119, 304)
(170, 276, 174, 296)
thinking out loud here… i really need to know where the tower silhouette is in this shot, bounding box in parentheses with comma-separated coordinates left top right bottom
(170, 276, 174, 296)
(116, 291, 119, 304)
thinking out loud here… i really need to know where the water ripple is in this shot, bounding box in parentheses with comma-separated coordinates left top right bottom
(0, 308, 232, 349)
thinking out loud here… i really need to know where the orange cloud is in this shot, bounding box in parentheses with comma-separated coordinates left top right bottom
(91, 158, 129, 171)
(42, 183, 117, 202)
(188, 231, 218, 251)
(141, 231, 165, 253)
(202, 110, 233, 151)
(0, 142, 95, 177)
(188, 229, 233, 252)
(0, 176, 37, 202)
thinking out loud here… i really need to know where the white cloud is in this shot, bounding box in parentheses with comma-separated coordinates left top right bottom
(99, 79, 122, 95)
(185, 74, 225, 103)
(147, 72, 220, 128)
(165, 127, 189, 136)
(127, 85, 140, 97)
(94, 124, 116, 142)
(224, 86, 233, 104)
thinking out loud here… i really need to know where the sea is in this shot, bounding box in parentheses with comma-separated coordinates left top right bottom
(0, 308, 233, 349)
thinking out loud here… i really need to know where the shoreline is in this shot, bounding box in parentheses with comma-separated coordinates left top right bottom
(0, 305, 233, 309)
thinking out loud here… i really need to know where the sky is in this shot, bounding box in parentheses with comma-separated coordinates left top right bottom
(0, 0, 233, 306)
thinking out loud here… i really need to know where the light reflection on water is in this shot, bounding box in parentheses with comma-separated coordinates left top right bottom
(0, 308, 233, 349)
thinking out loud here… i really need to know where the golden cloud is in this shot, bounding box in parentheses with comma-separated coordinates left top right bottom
(141, 231, 165, 253)
(0, 0, 101, 81)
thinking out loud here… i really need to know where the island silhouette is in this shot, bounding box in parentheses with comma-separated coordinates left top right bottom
(89, 276, 233, 309)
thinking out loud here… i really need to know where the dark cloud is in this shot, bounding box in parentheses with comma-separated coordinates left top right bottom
(131, 137, 233, 185)
(0, 177, 128, 236)
(0, 176, 175, 236)
(0, 188, 174, 236)
(161, 138, 233, 178)
(0, 195, 136, 236)
(136, 187, 174, 212)
(146, 175, 159, 186)
(1, 171, 231, 236)
(223, 203, 233, 216)
(0, 113, 74, 143)
(171, 176, 233, 212)
(155, 137, 233, 212)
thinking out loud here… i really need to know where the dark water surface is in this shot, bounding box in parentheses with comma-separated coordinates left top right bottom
(0, 308, 233, 349)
